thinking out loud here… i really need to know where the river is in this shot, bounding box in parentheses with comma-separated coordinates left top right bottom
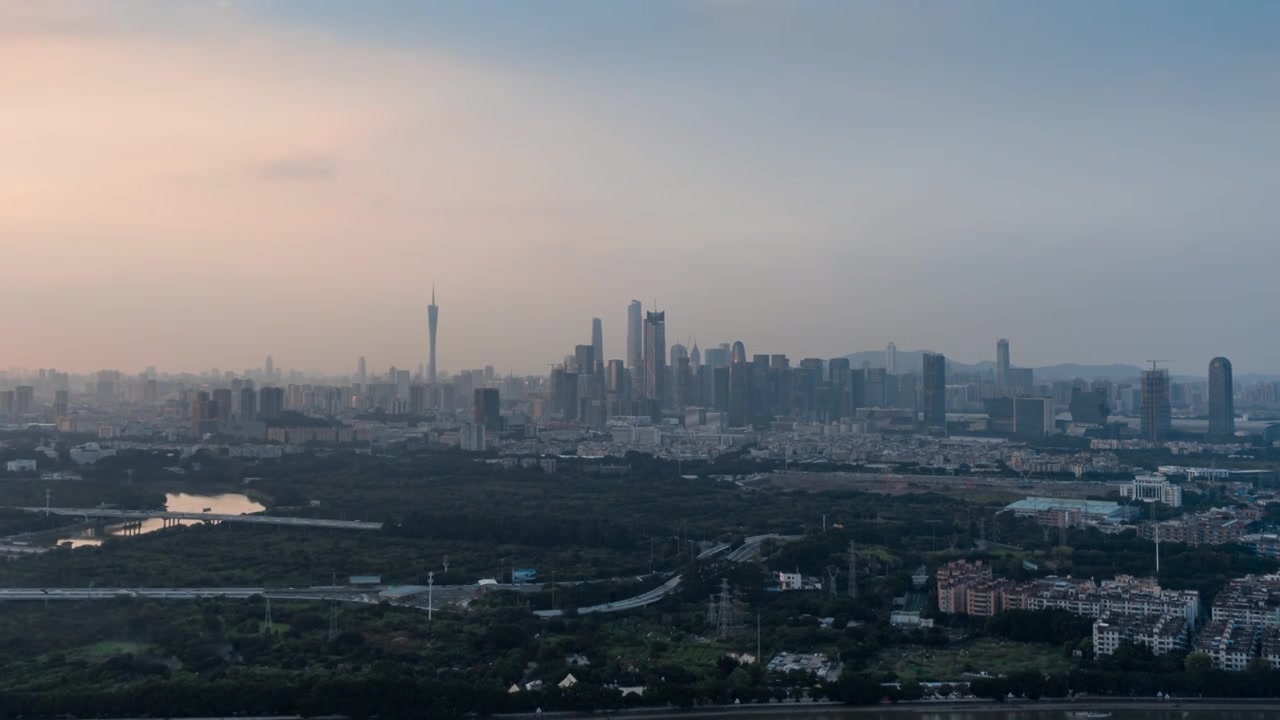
(58, 492, 265, 547)
(644, 706, 1277, 720)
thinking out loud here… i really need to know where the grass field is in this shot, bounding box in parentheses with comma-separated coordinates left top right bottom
(65, 641, 151, 661)
(872, 638, 1073, 682)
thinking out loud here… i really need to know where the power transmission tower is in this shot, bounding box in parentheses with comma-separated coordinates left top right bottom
(826, 567, 839, 596)
(263, 596, 273, 634)
(713, 579, 743, 639)
(327, 600, 339, 641)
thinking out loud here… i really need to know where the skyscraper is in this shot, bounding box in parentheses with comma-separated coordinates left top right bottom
(1140, 367, 1172, 442)
(885, 342, 897, 375)
(428, 285, 439, 389)
(264, 355, 273, 379)
(240, 387, 257, 421)
(1208, 357, 1235, 438)
(922, 352, 946, 432)
(591, 318, 604, 375)
(53, 389, 69, 418)
(213, 388, 233, 422)
(670, 343, 688, 367)
(574, 345, 595, 375)
(643, 310, 666, 410)
(728, 341, 749, 427)
(357, 356, 367, 385)
(626, 300, 642, 371)
(996, 338, 1010, 392)
(473, 388, 501, 432)
(14, 386, 33, 414)
(258, 386, 284, 421)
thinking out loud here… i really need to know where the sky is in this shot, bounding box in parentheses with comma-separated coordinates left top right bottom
(3, 1, 1279, 376)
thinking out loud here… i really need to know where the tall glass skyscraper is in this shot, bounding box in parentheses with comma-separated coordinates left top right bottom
(996, 338, 1010, 392)
(922, 352, 946, 432)
(1208, 357, 1235, 438)
(643, 310, 665, 408)
(626, 300, 642, 371)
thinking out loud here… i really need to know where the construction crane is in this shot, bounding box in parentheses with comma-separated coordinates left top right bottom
(1145, 360, 1174, 371)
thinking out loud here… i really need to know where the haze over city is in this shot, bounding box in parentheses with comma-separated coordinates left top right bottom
(4, 1, 1279, 374)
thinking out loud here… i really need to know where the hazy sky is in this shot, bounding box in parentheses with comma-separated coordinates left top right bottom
(3, 1, 1279, 376)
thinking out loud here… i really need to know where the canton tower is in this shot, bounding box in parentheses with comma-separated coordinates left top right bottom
(428, 285, 439, 387)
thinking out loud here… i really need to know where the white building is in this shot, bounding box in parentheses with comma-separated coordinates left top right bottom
(68, 443, 116, 466)
(4, 459, 37, 473)
(460, 421, 486, 452)
(778, 572, 803, 591)
(1119, 474, 1182, 507)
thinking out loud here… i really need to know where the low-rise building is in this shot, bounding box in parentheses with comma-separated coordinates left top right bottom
(1092, 612, 1188, 656)
(1140, 507, 1256, 547)
(4, 459, 36, 473)
(1197, 619, 1261, 672)
(1210, 574, 1280, 629)
(1005, 497, 1137, 527)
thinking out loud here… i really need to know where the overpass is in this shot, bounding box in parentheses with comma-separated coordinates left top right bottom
(535, 575, 682, 618)
(10, 507, 383, 531)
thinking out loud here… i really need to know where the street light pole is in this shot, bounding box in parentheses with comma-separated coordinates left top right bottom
(428, 571, 434, 622)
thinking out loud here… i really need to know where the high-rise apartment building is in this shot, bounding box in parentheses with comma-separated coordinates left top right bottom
(428, 286, 439, 389)
(1006, 367, 1034, 397)
(626, 300, 642, 371)
(258, 386, 285, 421)
(191, 391, 215, 437)
(53, 389, 69, 418)
(14, 386, 34, 414)
(239, 387, 257, 420)
(1208, 357, 1235, 439)
(996, 338, 1010, 391)
(643, 310, 666, 410)
(922, 353, 946, 431)
(1140, 367, 1172, 442)
(212, 388, 233, 422)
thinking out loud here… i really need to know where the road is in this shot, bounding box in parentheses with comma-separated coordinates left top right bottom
(725, 534, 798, 562)
(9, 506, 382, 531)
(0, 587, 383, 602)
(535, 575, 682, 618)
(0, 534, 795, 617)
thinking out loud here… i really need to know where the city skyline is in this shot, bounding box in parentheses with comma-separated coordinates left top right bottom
(4, 2, 1280, 374)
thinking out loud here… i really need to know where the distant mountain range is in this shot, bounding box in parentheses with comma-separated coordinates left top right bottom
(841, 349, 1145, 380)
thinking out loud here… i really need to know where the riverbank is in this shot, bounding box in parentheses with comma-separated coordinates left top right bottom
(499, 697, 1280, 720)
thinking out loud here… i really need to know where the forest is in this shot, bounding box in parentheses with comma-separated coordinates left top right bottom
(0, 444, 1278, 716)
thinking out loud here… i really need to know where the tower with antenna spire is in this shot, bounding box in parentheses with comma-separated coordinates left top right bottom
(428, 285, 439, 393)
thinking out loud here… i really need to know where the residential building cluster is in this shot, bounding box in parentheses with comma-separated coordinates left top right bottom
(937, 560, 1199, 659)
(1195, 575, 1280, 670)
(1138, 507, 1259, 547)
